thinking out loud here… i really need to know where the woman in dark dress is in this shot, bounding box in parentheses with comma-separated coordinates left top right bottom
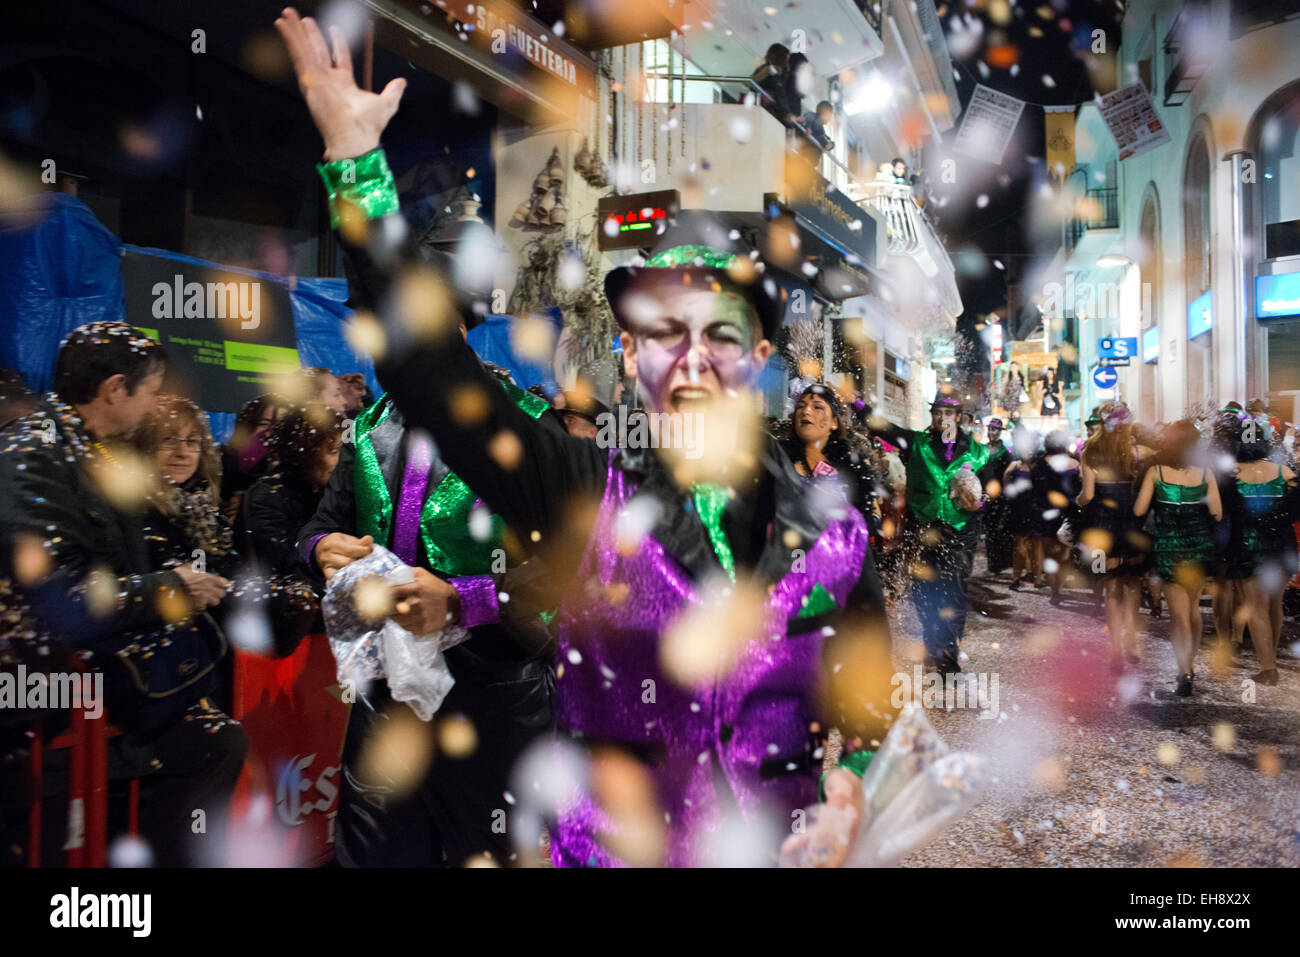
(1039, 366, 1062, 420)
(1029, 429, 1080, 605)
(1075, 403, 1154, 671)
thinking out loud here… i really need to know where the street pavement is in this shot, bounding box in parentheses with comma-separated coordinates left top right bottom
(894, 559, 1300, 867)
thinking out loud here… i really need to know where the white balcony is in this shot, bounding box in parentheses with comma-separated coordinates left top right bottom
(850, 180, 963, 320)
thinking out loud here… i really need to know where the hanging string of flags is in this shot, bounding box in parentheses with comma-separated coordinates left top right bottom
(952, 81, 1171, 172)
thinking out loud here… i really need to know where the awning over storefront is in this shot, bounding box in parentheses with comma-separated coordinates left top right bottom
(364, 0, 600, 123)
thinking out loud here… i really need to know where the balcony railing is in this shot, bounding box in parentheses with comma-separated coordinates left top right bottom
(851, 179, 961, 319)
(1065, 186, 1119, 255)
(853, 181, 925, 255)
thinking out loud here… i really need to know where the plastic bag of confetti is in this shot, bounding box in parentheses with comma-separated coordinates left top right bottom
(322, 546, 469, 721)
(845, 752, 988, 867)
(781, 705, 986, 867)
(859, 703, 949, 818)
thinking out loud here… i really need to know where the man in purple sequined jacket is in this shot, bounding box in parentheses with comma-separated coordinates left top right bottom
(275, 7, 893, 866)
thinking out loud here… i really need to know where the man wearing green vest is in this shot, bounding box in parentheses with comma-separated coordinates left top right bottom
(296, 324, 561, 867)
(867, 394, 989, 675)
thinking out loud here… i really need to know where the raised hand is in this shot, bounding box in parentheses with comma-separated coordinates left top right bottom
(273, 7, 406, 161)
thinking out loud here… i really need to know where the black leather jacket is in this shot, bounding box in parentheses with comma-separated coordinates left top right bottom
(0, 398, 223, 731)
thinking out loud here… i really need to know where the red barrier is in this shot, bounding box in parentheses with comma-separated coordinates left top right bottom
(230, 633, 350, 867)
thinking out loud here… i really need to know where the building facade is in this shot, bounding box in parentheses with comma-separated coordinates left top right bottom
(1070, 0, 1300, 422)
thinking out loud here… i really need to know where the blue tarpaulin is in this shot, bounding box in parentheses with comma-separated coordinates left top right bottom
(465, 308, 562, 396)
(0, 193, 376, 443)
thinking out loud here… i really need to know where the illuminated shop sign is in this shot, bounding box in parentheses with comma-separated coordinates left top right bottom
(1186, 289, 1212, 339)
(1142, 326, 1159, 363)
(597, 190, 680, 251)
(1255, 272, 1300, 320)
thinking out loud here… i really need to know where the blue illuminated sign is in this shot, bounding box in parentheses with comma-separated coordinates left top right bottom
(1255, 272, 1300, 320)
(1187, 290, 1212, 339)
(1142, 327, 1159, 363)
(1098, 336, 1138, 359)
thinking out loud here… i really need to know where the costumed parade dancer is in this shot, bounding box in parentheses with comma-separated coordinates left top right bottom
(294, 330, 558, 867)
(274, 7, 985, 867)
(864, 395, 990, 676)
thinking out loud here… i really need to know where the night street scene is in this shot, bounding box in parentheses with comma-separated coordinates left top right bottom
(0, 0, 1298, 934)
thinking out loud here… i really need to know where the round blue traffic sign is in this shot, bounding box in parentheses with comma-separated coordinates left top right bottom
(1093, 365, 1119, 390)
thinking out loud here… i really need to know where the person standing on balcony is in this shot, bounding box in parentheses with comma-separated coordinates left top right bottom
(784, 52, 812, 129)
(802, 100, 836, 152)
(751, 43, 791, 125)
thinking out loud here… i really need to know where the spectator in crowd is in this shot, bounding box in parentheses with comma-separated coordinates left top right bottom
(752, 43, 791, 124)
(784, 52, 812, 127)
(557, 390, 609, 440)
(137, 395, 317, 658)
(802, 100, 836, 151)
(336, 372, 373, 415)
(1040, 365, 1063, 421)
(891, 158, 909, 184)
(239, 403, 345, 576)
(0, 366, 38, 429)
(0, 322, 246, 866)
(292, 366, 347, 413)
(220, 394, 287, 524)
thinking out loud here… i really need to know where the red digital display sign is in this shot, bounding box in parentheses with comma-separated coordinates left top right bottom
(597, 189, 681, 251)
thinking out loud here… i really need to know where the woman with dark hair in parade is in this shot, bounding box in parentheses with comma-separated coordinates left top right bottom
(1134, 420, 1223, 697)
(1222, 413, 1299, 685)
(1075, 403, 1155, 672)
(785, 383, 880, 528)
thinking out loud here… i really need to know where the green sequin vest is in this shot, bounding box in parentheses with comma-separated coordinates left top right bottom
(906, 430, 991, 529)
(351, 380, 549, 576)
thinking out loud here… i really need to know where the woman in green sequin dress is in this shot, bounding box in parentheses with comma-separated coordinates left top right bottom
(1134, 421, 1222, 697)
(1224, 418, 1299, 686)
